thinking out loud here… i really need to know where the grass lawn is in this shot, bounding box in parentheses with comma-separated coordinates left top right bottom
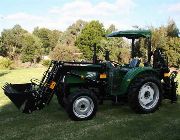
(0, 68, 180, 140)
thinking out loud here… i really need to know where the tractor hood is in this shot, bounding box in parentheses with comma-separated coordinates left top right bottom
(107, 30, 151, 39)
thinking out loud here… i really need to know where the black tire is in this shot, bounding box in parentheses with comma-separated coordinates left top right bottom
(128, 73, 162, 113)
(66, 89, 98, 121)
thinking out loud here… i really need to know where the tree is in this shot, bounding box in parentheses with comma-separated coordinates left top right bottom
(59, 20, 87, 46)
(167, 19, 179, 37)
(75, 20, 106, 60)
(48, 30, 62, 50)
(50, 44, 81, 61)
(118, 48, 131, 64)
(151, 26, 168, 51)
(99, 37, 129, 62)
(98, 24, 130, 63)
(33, 27, 51, 54)
(0, 25, 27, 60)
(166, 37, 180, 67)
(106, 24, 117, 34)
(21, 33, 42, 63)
(150, 20, 180, 67)
(0, 37, 5, 56)
(134, 38, 149, 62)
(33, 27, 62, 54)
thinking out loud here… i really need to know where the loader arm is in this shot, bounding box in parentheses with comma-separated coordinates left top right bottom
(2, 61, 65, 113)
(2, 61, 106, 113)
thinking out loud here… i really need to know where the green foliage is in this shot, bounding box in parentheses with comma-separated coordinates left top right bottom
(118, 48, 131, 64)
(59, 20, 87, 46)
(167, 19, 179, 37)
(33, 27, 61, 54)
(0, 25, 28, 60)
(0, 57, 12, 69)
(106, 24, 117, 34)
(0, 19, 179, 67)
(134, 38, 148, 61)
(21, 33, 43, 63)
(75, 20, 106, 60)
(99, 38, 130, 63)
(151, 27, 168, 50)
(48, 30, 62, 50)
(0, 38, 5, 56)
(166, 37, 180, 67)
(42, 59, 51, 67)
(151, 26, 180, 67)
(49, 20, 86, 62)
(50, 44, 81, 61)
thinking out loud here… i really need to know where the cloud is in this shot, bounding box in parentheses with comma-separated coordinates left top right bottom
(49, 0, 136, 29)
(162, 2, 180, 28)
(167, 2, 180, 13)
(1, 0, 136, 32)
(50, 0, 135, 17)
(5, 13, 43, 21)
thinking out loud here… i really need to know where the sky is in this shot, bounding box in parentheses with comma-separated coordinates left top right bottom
(0, 0, 180, 32)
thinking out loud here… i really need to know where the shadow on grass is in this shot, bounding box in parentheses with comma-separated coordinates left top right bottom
(1, 96, 180, 140)
(1, 91, 179, 123)
(0, 97, 70, 122)
(0, 71, 9, 77)
(0, 96, 134, 123)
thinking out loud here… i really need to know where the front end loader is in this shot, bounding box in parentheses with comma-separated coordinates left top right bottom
(2, 30, 179, 121)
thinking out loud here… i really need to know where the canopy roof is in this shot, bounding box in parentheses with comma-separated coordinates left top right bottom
(107, 30, 151, 39)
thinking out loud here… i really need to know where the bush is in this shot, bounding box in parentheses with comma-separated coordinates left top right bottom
(42, 59, 51, 67)
(21, 33, 43, 63)
(50, 44, 81, 61)
(0, 57, 12, 69)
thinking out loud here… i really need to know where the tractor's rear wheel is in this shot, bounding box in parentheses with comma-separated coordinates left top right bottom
(66, 89, 98, 121)
(128, 73, 162, 113)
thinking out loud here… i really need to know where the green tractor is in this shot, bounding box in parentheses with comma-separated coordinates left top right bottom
(3, 30, 178, 121)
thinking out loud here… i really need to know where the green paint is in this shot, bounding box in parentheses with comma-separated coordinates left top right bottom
(118, 67, 157, 95)
(107, 30, 151, 39)
(65, 75, 85, 84)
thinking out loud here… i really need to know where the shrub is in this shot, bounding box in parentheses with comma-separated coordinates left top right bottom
(21, 33, 43, 63)
(0, 57, 12, 69)
(50, 44, 81, 61)
(42, 59, 51, 67)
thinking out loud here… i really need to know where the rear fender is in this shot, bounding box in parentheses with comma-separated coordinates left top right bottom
(119, 67, 159, 95)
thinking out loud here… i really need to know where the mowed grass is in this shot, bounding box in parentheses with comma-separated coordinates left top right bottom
(0, 68, 180, 140)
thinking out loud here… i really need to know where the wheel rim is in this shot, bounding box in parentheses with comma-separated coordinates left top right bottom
(138, 82, 159, 110)
(73, 96, 94, 119)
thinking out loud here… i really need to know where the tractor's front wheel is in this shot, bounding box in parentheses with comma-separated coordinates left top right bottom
(66, 90, 98, 121)
(128, 74, 162, 113)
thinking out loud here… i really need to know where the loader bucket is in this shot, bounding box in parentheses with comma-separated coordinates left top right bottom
(2, 83, 41, 113)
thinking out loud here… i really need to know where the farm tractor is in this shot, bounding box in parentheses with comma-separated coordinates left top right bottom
(3, 30, 179, 121)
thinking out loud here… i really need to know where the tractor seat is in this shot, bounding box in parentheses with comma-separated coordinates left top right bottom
(129, 58, 141, 68)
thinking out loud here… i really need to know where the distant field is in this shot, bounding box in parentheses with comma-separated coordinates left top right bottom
(0, 68, 180, 140)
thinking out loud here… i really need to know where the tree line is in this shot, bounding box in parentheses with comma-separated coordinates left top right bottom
(0, 19, 179, 67)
